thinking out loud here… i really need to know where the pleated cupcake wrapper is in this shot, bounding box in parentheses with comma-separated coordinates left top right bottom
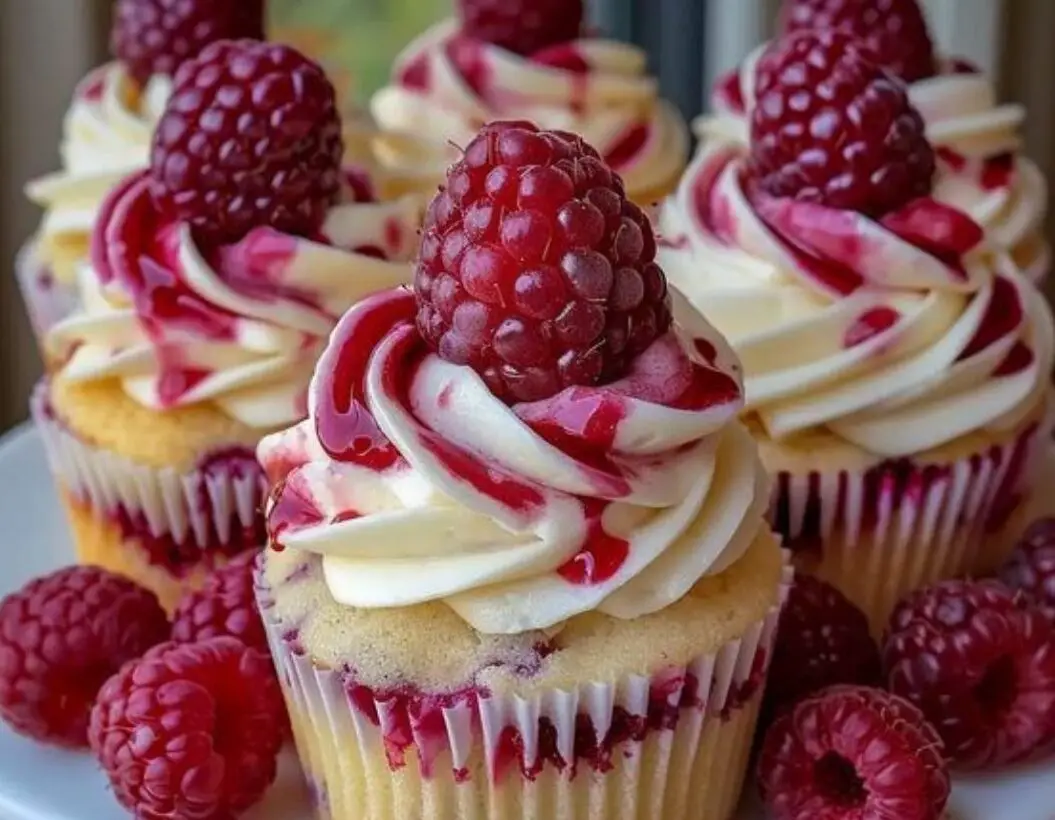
(30, 381, 267, 553)
(255, 555, 792, 820)
(15, 241, 80, 345)
(772, 420, 1046, 629)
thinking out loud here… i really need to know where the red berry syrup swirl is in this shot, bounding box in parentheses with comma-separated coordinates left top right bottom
(90, 171, 341, 408)
(394, 35, 653, 174)
(266, 287, 741, 587)
(691, 148, 1029, 370)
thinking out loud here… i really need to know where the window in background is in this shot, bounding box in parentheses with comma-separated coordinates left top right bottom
(269, 0, 452, 107)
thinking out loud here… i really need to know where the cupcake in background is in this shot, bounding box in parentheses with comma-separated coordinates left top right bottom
(369, 0, 689, 206)
(699, 0, 1049, 283)
(21, 0, 267, 355)
(33, 38, 422, 611)
(257, 121, 788, 820)
(660, 29, 1054, 633)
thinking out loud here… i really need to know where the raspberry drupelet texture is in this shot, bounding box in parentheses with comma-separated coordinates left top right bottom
(458, 0, 584, 56)
(749, 29, 936, 217)
(415, 120, 673, 404)
(0, 566, 169, 748)
(780, 0, 937, 83)
(758, 685, 950, 820)
(150, 39, 344, 246)
(1000, 518, 1055, 624)
(763, 575, 882, 726)
(90, 638, 287, 820)
(883, 579, 1055, 770)
(111, 0, 266, 86)
(172, 550, 268, 653)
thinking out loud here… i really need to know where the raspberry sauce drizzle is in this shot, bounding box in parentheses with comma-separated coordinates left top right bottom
(604, 124, 650, 172)
(959, 276, 1023, 361)
(95, 172, 239, 339)
(268, 477, 326, 551)
(313, 289, 411, 470)
(378, 323, 548, 517)
(844, 307, 901, 349)
(557, 500, 630, 585)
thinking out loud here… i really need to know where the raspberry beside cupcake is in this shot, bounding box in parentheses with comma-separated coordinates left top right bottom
(699, 0, 1050, 284)
(33, 39, 423, 611)
(21, 0, 266, 352)
(659, 29, 1055, 632)
(256, 121, 788, 820)
(368, 0, 689, 207)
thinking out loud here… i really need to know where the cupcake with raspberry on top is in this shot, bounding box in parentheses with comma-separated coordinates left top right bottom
(32, 39, 422, 611)
(21, 0, 266, 356)
(256, 121, 789, 819)
(369, 0, 689, 207)
(659, 28, 1054, 632)
(692, 0, 1049, 283)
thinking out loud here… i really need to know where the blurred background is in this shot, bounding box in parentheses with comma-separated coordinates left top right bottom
(1, 0, 1053, 433)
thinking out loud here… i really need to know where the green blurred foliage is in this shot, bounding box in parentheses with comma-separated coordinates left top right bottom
(269, 0, 451, 104)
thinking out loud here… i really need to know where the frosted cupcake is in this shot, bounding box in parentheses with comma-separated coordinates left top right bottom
(21, 0, 266, 354)
(256, 121, 788, 820)
(699, 0, 1049, 284)
(369, 0, 688, 207)
(659, 30, 1054, 633)
(32, 40, 422, 611)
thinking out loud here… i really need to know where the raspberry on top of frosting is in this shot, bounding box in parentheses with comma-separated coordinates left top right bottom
(48, 41, 423, 431)
(700, 0, 1048, 281)
(25, 0, 268, 281)
(368, 3, 688, 204)
(260, 123, 770, 635)
(659, 30, 1054, 458)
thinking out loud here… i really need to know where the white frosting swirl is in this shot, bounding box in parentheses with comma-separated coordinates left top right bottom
(48, 171, 422, 430)
(700, 51, 1050, 281)
(25, 63, 171, 281)
(659, 145, 1054, 457)
(258, 288, 769, 634)
(369, 19, 688, 203)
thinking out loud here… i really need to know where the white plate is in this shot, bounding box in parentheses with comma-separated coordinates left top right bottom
(0, 424, 1053, 820)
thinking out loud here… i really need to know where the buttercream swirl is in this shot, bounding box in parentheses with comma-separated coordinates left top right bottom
(26, 63, 171, 281)
(258, 287, 769, 634)
(48, 169, 422, 430)
(659, 145, 1055, 457)
(369, 19, 689, 203)
(700, 51, 1050, 281)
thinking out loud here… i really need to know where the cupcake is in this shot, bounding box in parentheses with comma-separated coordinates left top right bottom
(659, 29, 1055, 633)
(21, 0, 266, 355)
(699, 0, 1049, 283)
(256, 121, 788, 820)
(32, 39, 422, 611)
(368, 0, 688, 207)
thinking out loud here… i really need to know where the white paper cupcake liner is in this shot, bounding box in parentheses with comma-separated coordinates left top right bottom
(30, 380, 267, 558)
(256, 555, 792, 820)
(771, 419, 1047, 630)
(15, 240, 80, 346)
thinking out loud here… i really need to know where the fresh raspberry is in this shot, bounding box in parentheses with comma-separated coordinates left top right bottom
(90, 638, 286, 819)
(763, 575, 882, 725)
(172, 551, 267, 652)
(0, 566, 169, 748)
(1000, 518, 1055, 623)
(415, 121, 672, 404)
(749, 29, 936, 217)
(781, 0, 936, 83)
(458, 0, 584, 56)
(150, 40, 344, 246)
(883, 579, 1055, 770)
(111, 0, 266, 86)
(758, 685, 950, 820)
